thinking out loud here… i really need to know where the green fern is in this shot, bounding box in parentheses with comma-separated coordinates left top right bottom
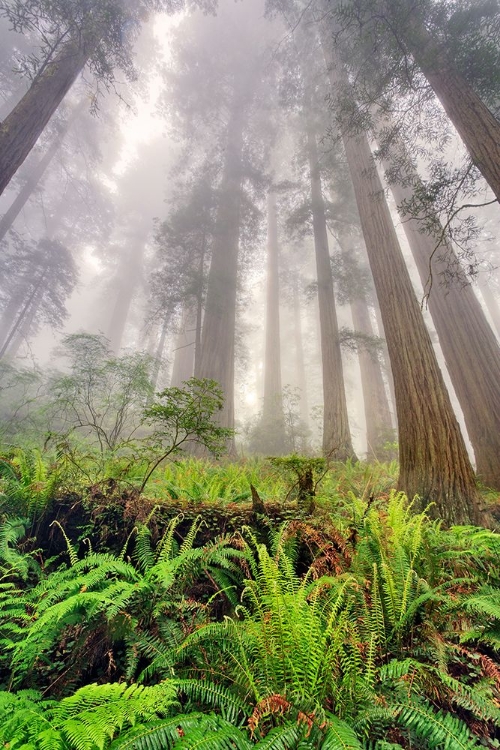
(395, 697, 483, 749)
(0, 682, 179, 750)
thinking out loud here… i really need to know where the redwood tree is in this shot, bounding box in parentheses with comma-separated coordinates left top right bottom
(306, 124, 356, 459)
(383, 151, 500, 489)
(322, 42, 481, 523)
(0, 0, 208, 196)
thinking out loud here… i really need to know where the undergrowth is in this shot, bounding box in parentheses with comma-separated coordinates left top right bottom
(0, 450, 498, 748)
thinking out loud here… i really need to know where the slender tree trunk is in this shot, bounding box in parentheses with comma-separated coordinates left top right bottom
(0, 273, 45, 359)
(323, 46, 480, 523)
(107, 229, 147, 354)
(197, 99, 245, 444)
(350, 295, 393, 460)
(372, 296, 397, 425)
(0, 100, 83, 243)
(151, 314, 170, 393)
(307, 125, 356, 460)
(4, 286, 43, 358)
(0, 33, 100, 196)
(262, 190, 286, 450)
(387, 170, 500, 489)
(0, 289, 27, 348)
(396, 12, 500, 203)
(292, 273, 309, 427)
(193, 232, 206, 378)
(170, 304, 196, 387)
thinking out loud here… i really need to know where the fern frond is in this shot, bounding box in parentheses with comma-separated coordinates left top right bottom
(156, 514, 184, 564)
(50, 520, 79, 567)
(395, 698, 482, 749)
(109, 712, 249, 750)
(174, 678, 248, 724)
(134, 525, 155, 574)
(0, 517, 38, 581)
(320, 714, 363, 749)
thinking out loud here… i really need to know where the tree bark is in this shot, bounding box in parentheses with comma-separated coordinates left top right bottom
(193, 231, 206, 378)
(320, 28, 482, 520)
(151, 314, 170, 393)
(372, 294, 397, 427)
(0, 33, 99, 196)
(0, 273, 45, 359)
(397, 13, 500, 203)
(0, 289, 27, 349)
(350, 295, 393, 460)
(262, 190, 286, 449)
(307, 125, 356, 460)
(345, 134, 480, 522)
(170, 304, 196, 387)
(4, 286, 43, 358)
(0, 100, 83, 243)
(323, 49, 480, 523)
(197, 98, 245, 444)
(107, 228, 147, 354)
(387, 169, 500, 489)
(292, 272, 309, 427)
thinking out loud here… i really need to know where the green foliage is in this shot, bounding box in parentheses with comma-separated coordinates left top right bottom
(181, 527, 370, 728)
(0, 447, 59, 516)
(0, 455, 498, 748)
(139, 378, 234, 493)
(269, 454, 327, 512)
(47, 334, 155, 456)
(0, 516, 39, 581)
(0, 681, 179, 749)
(5, 515, 245, 689)
(144, 458, 286, 504)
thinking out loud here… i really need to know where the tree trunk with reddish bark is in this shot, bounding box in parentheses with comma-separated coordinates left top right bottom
(0, 34, 100, 197)
(387, 169, 500, 489)
(323, 44, 481, 524)
(307, 124, 356, 460)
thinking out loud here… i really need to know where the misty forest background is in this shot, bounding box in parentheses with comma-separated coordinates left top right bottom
(1, 0, 500, 748)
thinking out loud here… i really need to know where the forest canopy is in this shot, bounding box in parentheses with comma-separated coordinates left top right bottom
(1, 0, 500, 747)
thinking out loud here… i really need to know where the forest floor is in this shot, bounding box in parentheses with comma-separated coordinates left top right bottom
(1, 452, 500, 749)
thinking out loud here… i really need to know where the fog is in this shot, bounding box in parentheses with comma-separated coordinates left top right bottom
(0, 0, 500, 473)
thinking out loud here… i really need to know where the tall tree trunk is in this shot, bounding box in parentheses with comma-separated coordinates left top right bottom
(292, 272, 309, 427)
(307, 125, 356, 459)
(4, 285, 44, 358)
(262, 190, 286, 450)
(170, 304, 196, 387)
(372, 295, 397, 425)
(0, 83, 27, 122)
(0, 273, 45, 359)
(396, 12, 500, 203)
(197, 99, 245, 443)
(0, 101, 83, 243)
(0, 32, 100, 196)
(193, 232, 206, 378)
(343, 133, 479, 522)
(151, 314, 170, 393)
(387, 168, 500, 489)
(350, 295, 393, 459)
(0, 289, 27, 348)
(323, 47, 480, 523)
(107, 229, 147, 354)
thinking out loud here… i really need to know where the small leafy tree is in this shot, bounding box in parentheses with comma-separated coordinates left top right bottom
(47, 333, 154, 455)
(138, 378, 233, 494)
